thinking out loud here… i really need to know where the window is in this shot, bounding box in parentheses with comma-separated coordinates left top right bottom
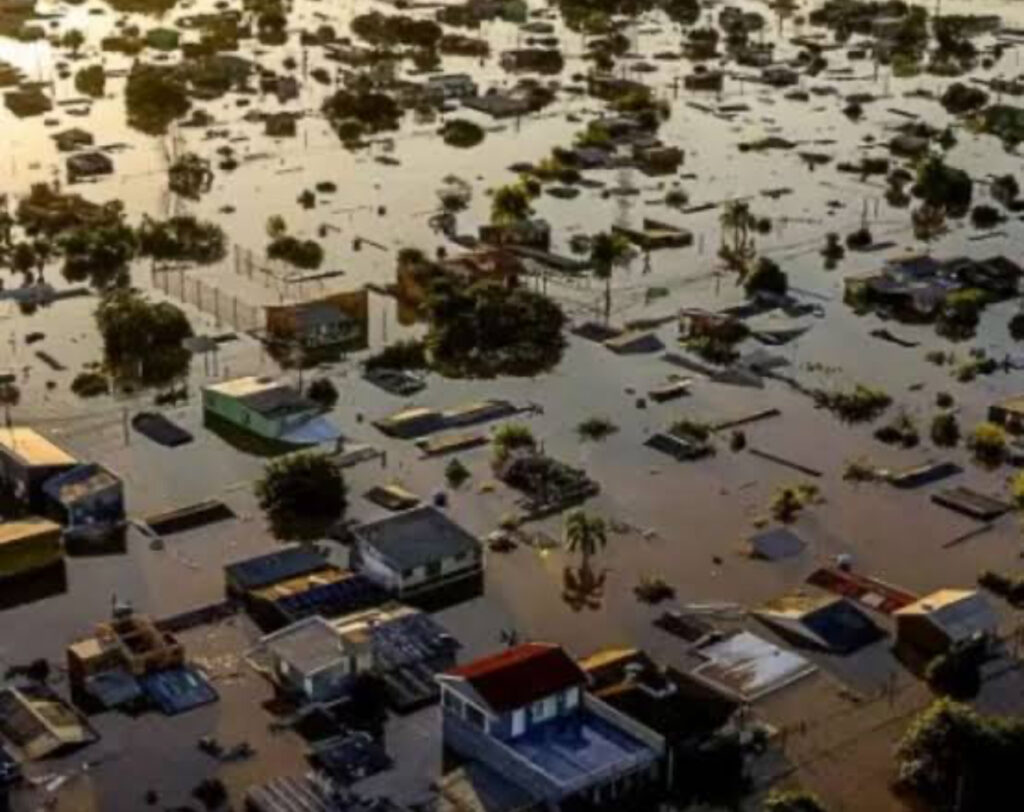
(511, 709, 526, 737)
(565, 686, 580, 709)
(530, 695, 558, 724)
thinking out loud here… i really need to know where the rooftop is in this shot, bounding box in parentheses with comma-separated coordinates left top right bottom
(262, 616, 351, 676)
(204, 376, 316, 418)
(225, 545, 330, 592)
(444, 643, 585, 713)
(0, 427, 77, 468)
(895, 589, 998, 640)
(354, 506, 480, 572)
(0, 517, 62, 547)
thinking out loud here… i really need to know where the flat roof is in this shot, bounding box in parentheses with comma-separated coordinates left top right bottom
(204, 376, 315, 418)
(262, 616, 348, 675)
(0, 428, 76, 468)
(0, 517, 62, 547)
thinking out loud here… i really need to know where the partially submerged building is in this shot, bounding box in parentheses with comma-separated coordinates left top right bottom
(0, 428, 78, 511)
(0, 685, 96, 760)
(202, 376, 340, 444)
(352, 506, 483, 608)
(753, 593, 884, 653)
(0, 518, 63, 583)
(42, 463, 125, 540)
(893, 589, 998, 658)
(437, 643, 663, 806)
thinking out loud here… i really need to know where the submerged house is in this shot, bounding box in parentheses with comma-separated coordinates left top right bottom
(0, 428, 78, 512)
(43, 463, 125, 539)
(202, 376, 340, 445)
(893, 589, 998, 658)
(0, 518, 63, 583)
(437, 643, 663, 806)
(352, 506, 483, 608)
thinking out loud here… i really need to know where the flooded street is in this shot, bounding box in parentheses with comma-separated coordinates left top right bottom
(3, 0, 1024, 808)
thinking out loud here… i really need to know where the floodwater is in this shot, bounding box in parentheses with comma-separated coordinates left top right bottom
(4, 0, 1024, 808)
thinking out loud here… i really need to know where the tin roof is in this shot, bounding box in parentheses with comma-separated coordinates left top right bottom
(0, 428, 76, 468)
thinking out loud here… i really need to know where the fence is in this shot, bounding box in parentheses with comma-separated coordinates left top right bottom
(233, 245, 335, 302)
(152, 266, 265, 333)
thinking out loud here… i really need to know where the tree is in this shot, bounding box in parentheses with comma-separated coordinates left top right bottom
(563, 510, 607, 568)
(492, 423, 536, 467)
(589, 231, 631, 323)
(255, 453, 346, 539)
(266, 215, 287, 240)
(306, 377, 338, 409)
(744, 256, 788, 297)
(896, 699, 1024, 811)
(763, 790, 827, 812)
(930, 412, 960, 447)
(62, 28, 85, 56)
(719, 200, 757, 279)
(95, 289, 193, 387)
(490, 179, 537, 225)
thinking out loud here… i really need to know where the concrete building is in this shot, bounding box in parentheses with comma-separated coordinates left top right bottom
(0, 518, 63, 582)
(262, 615, 372, 703)
(202, 376, 336, 444)
(42, 463, 124, 540)
(437, 643, 663, 806)
(352, 506, 483, 608)
(894, 589, 998, 658)
(0, 428, 78, 511)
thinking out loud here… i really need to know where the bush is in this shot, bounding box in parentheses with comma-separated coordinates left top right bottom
(364, 340, 427, 371)
(440, 118, 485, 148)
(925, 638, 985, 698)
(813, 384, 891, 423)
(492, 423, 536, 466)
(445, 457, 470, 488)
(137, 215, 225, 265)
(267, 235, 324, 269)
(743, 257, 788, 296)
(576, 417, 618, 442)
(255, 453, 346, 539)
(763, 790, 828, 812)
(978, 569, 1024, 606)
(845, 227, 872, 250)
(968, 421, 1006, 466)
(874, 410, 919, 448)
(74, 64, 105, 97)
(970, 204, 1004, 229)
(71, 371, 110, 398)
(930, 412, 960, 447)
(306, 377, 338, 409)
(770, 483, 818, 523)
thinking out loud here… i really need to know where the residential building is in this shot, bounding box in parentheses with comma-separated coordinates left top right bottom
(0, 685, 96, 760)
(894, 589, 998, 658)
(580, 648, 739, 793)
(989, 393, 1024, 431)
(264, 289, 369, 351)
(437, 643, 663, 805)
(478, 218, 551, 250)
(634, 144, 684, 175)
(42, 463, 124, 540)
(51, 127, 93, 152)
(247, 566, 385, 631)
(333, 603, 459, 710)
(427, 73, 479, 100)
(761, 66, 799, 87)
(202, 376, 338, 444)
(0, 518, 63, 582)
(261, 615, 373, 703)
(0, 427, 78, 511)
(352, 506, 483, 608)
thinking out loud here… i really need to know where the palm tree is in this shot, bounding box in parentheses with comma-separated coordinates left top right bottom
(563, 509, 607, 568)
(490, 181, 534, 226)
(719, 200, 757, 281)
(589, 231, 631, 323)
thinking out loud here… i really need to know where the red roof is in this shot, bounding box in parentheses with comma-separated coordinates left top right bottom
(445, 643, 586, 712)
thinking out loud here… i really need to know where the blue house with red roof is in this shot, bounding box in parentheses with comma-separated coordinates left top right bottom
(436, 643, 664, 806)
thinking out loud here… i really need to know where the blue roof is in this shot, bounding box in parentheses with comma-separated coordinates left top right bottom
(507, 711, 656, 791)
(140, 666, 218, 715)
(225, 546, 328, 592)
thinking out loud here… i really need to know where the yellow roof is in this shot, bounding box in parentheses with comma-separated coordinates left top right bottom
(0, 517, 62, 547)
(996, 395, 1024, 416)
(578, 647, 639, 673)
(0, 428, 76, 467)
(896, 589, 977, 615)
(204, 375, 281, 398)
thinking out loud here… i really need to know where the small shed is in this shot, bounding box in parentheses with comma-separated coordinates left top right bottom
(0, 518, 63, 582)
(262, 615, 371, 703)
(894, 589, 998, 657)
